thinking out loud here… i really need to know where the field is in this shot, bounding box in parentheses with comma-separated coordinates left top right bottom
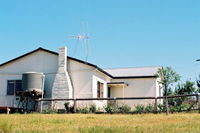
(0, 113, 200, 133)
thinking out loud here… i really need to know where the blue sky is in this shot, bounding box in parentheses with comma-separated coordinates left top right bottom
(0, 0, 200, 82)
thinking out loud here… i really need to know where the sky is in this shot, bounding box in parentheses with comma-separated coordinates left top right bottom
(0, 0, 200, 82)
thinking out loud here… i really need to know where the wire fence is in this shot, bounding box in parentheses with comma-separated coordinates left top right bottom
(39, 94, 200, 114)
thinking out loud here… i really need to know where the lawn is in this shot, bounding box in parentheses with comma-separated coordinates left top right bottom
(0, 113, 200, 133)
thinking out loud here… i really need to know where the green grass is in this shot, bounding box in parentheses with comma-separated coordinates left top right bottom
(0, 113, 200, 133)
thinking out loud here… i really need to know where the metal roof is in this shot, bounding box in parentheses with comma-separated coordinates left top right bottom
(104, 66, 161, 78)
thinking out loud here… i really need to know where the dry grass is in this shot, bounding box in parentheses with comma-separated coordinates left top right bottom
(0, 113, 200, 133)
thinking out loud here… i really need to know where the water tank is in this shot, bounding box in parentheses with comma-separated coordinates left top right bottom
(22, 72, 44, 93)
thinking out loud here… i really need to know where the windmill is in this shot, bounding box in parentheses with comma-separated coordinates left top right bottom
(70, 22, 90, 62)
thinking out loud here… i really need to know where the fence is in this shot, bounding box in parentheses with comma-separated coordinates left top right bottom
(39, 93, 200, 114)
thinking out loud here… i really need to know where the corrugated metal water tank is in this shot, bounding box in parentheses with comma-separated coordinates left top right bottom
(22, 72, 44, 92)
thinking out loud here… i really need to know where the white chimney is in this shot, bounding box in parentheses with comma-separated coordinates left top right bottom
(52, 47, 73, 109)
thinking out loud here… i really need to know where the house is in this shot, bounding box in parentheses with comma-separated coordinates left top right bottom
(0, 47, 163, 111)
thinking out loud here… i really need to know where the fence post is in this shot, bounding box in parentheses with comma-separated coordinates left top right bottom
(197, 93, 200, 113)
(74, 99, 77, 113)
(154, 97, 158, 114)
(165, 96, 169, 115)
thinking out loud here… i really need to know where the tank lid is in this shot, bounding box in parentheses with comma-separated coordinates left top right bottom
(23, 72, 44, 74)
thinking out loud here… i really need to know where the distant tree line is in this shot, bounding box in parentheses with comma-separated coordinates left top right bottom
(157, 67, 200, 96)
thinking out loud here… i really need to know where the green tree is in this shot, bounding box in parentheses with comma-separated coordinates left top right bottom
(173, 81, 197, 106)
(175, 81, 196, 95)
(157, 67, 181, 96)
(157, 67, 180, 114)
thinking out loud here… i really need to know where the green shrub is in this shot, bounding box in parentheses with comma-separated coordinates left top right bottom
(180, 104, 191, 111)
(117, 104, 131, 113)
(89, 104, 97, 113)
(134, 104, 145, 114)
(104, 102, 117, 113)
(158, 104, 166, 113)
(169, 104, 191, 113)
(145, 104, 154, 113)
(44, 108, 57, 114)
(169, 106, 179, 113)
(77, 106, 90, 114)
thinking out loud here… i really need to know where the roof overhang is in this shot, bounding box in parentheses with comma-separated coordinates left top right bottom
(107, 82, 128, 87)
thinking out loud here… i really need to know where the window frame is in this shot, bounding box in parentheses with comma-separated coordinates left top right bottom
(7, 80, 22, 95)
(97, 81, 104, 98)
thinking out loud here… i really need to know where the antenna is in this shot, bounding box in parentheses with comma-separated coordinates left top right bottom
(70, 22, 90, 61)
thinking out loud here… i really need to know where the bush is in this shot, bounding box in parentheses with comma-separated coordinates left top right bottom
(117, 104, 131, 113)
(158, 104, 166, 113)
(77, 106, 90, 114)
(44, 108, 57, 114)
(145, 104, 154, 113)
(134, 104, 145, 114)
(169, 106, 179, 113)
(89, 104, 97, 113)
(104, 102, 117, 113)
(180, 104, 191, 111)
(169, 104, 191, 113)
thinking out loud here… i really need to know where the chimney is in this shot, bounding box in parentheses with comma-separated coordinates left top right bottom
(52, 47, 73, 109)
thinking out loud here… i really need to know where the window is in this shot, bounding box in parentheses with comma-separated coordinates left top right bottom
(7, 80, 22, 95)
(97, 81, 104, 98)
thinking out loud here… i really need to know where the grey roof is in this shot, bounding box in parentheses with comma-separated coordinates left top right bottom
(104, 66, 162, 78)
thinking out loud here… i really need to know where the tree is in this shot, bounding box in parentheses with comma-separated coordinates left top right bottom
(173, 81, 197, 106)
(157, 67, 181, 96)
(157, 67, 180, 114)
(175, 81, 196, 95)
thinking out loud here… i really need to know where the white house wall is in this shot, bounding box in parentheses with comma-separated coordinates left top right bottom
(110, 78, 159, 107)
(0, 50, 58, 107)
(0, 74, 22, 107)
(68, 59, 111, 108)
